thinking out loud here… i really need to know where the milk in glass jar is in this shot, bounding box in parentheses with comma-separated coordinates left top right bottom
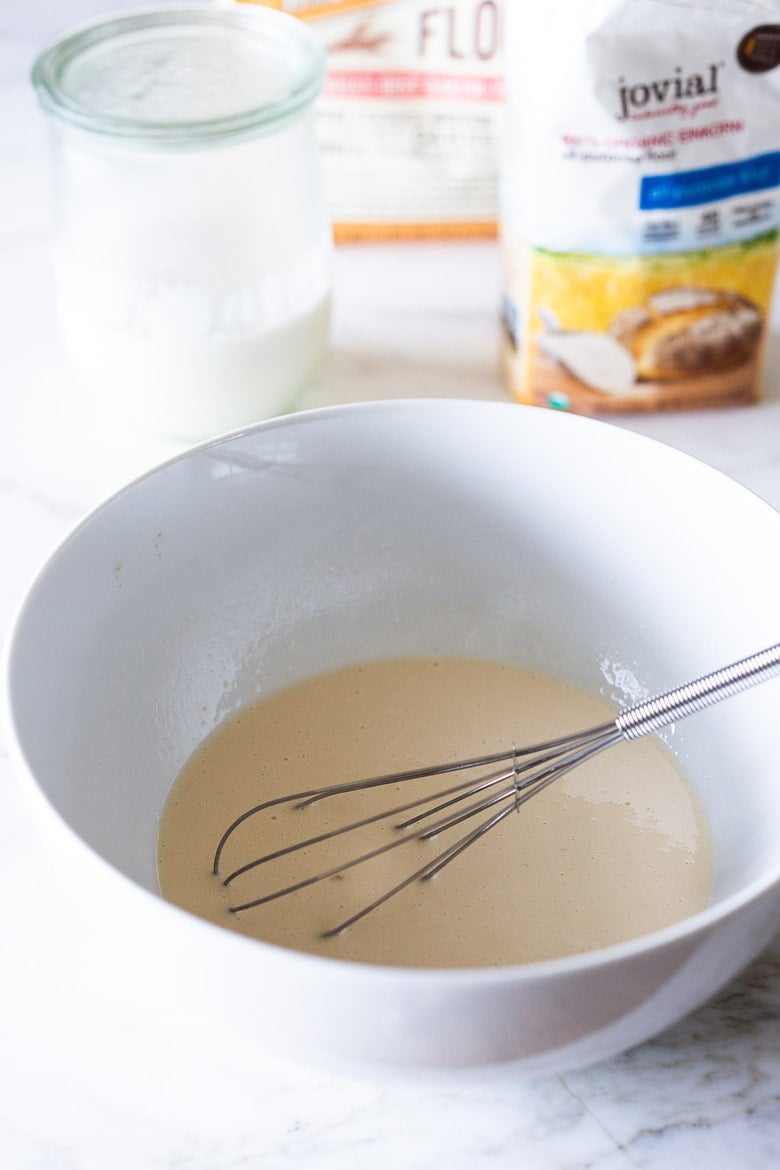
(32, 6, 331, 439)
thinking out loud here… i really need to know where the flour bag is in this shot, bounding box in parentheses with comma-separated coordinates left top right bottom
(234, 0, 504, 240)
(501, 1, 780, 412)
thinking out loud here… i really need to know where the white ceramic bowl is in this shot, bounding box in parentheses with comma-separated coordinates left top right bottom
(5, 399, 780, 1077)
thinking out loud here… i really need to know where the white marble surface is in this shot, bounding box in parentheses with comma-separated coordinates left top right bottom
(2, 3, 780, 1167)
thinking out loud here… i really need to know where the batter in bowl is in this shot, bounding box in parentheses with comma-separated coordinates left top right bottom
(157, 657, 713, 968)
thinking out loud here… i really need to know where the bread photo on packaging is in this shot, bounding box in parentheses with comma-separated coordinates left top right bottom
(609, 286, 763, 380)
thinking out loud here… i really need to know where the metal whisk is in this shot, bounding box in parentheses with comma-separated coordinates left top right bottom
(213, 643, 780, 938)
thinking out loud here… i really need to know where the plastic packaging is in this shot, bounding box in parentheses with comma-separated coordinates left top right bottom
(501, 0, 780, 413)
(235, 0, 504, 241)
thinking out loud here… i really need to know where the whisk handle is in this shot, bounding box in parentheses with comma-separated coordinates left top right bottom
(615, 643, 780, 741)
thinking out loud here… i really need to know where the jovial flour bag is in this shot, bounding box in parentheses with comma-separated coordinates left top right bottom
(501, 1, 780, 413)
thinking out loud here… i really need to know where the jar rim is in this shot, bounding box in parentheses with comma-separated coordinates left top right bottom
(31, 4, 326, 146)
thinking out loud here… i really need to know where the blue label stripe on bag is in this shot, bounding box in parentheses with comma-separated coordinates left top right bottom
(640, 152, 780, 210)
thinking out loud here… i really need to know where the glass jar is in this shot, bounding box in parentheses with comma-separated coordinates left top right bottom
(32, 5, 331, 440)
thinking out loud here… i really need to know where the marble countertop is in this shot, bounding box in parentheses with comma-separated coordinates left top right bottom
(2, 3, 780, 1167)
